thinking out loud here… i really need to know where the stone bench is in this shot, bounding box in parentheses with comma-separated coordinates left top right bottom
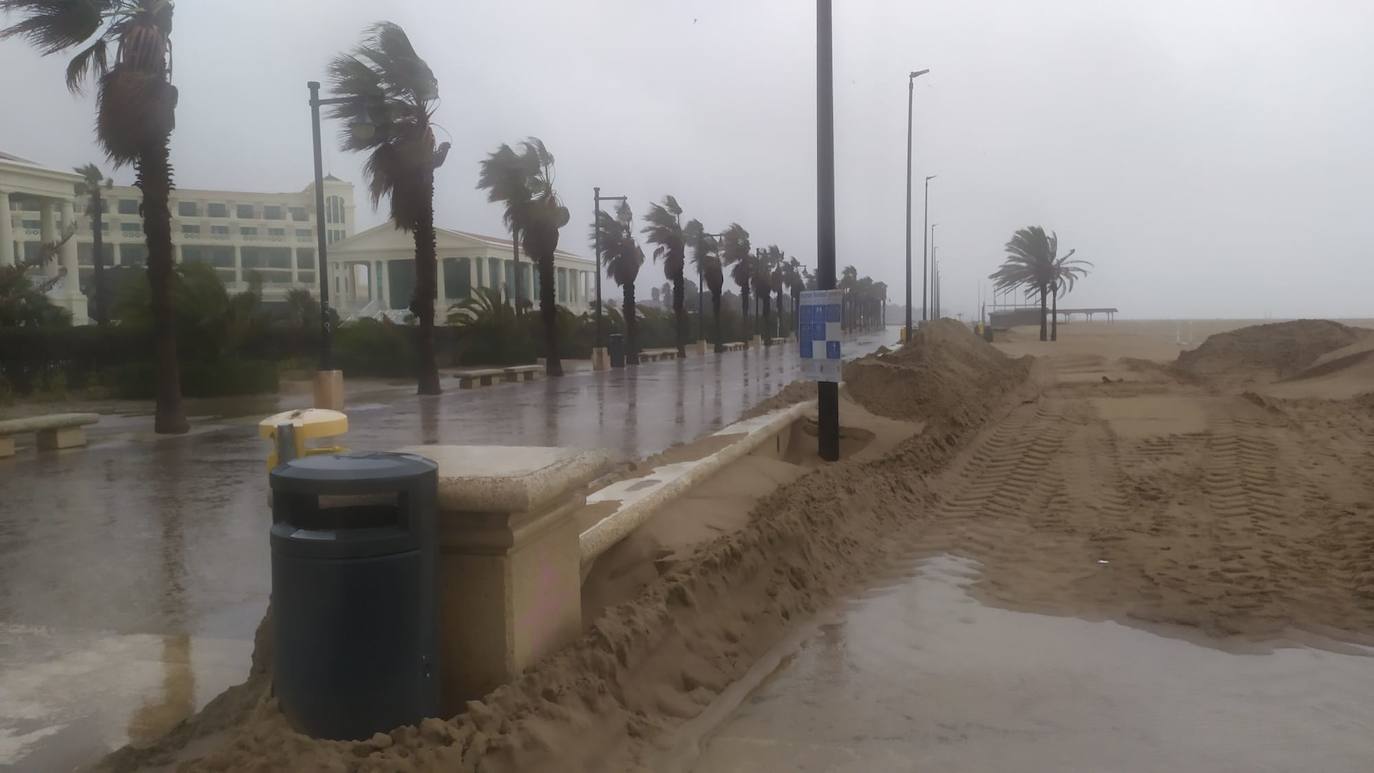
(0, 413, 99, 457)
(639, 348, 679, 362)
(502, 365, 541, 383)
(455, 368, 506, 389)
(720, 341, 748, 352)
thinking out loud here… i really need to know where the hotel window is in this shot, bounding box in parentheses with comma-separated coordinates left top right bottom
(211, 225, 230, 236)
(121, 222, 142, 235)
(268, 228, 286, 238)
(290, 206, 308, 222)
(182, 225, 201, 237)
(296, 229, 313, 241)
(118, 199, 139, 215)
(240, 227, 258, 237)
(207, 202, 228, 217)
(177, 201, 199, 217)
(263, 205, 284, 220)
(236, 204, 255, 219)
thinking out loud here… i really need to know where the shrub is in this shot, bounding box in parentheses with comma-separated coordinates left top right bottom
(334, 318, 415, 378)
(108, 359, 279, 399)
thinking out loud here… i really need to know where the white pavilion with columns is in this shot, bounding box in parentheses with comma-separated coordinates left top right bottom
(0, 152, 88, 323)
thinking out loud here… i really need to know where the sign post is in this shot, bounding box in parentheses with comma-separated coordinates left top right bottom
(799, 289, 844, 384)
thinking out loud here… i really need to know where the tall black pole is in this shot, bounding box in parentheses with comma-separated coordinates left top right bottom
(904, 76, 913, 343)
(593, 187, 604, 352)
(817, 0, 839, 462)
(308, 81, 333, 371)
(922, 176, 931, 323)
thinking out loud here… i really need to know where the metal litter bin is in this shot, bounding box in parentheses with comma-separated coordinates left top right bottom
(608, 333, 626, 368)
(269, 451, 439, 740)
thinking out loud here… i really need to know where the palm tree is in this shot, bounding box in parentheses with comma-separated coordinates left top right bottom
(642, 196, 688, 357)
(839, 264, 858, 331)
(989, 226, 1085, 342)
(478, 143, 534, 310)
(721, 223, 752, 341)
(684, 220, 725, 353)
(592, 201, 643, 364)
(786, 259, 805, 336)
(1049, 249, 1091, 341)
(517, 138, 570, 376)
(330, 22, 449, 394)
(766, 246, 787, 339)
(73, 163, 112, 326)
(3, 0, 187, 432)
(752, 248, 776, 344)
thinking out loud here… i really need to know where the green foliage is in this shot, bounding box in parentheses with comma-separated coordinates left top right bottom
(114, 260, 273, 359)
(0, 267, 73, 328)
(334, 318, 416, 378)
(108, 359, 279, 399)
(447, 287, 536, 366)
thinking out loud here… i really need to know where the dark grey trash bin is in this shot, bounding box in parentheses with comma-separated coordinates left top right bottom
(608, 333, 626, 368)
(269, 451, 439, 740)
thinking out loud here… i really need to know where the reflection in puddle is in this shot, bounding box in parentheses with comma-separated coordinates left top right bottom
(688, 555, 1374, 773)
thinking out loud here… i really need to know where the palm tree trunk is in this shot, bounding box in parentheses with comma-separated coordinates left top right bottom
(139, 141, 188, 434)
(672, 273, 686, 357)
(92, 191, 107, 327)
(712, 291, 723, 353)
(1039, 282, 1049, 342)
(775, 291, 783, 339)
(511, 231, 521, 315)
(411, 186, 441, 395)
(624, 281, 639, 365)
(760, 293, 771, 347)
(1051, 281, 1059, 342)
(538, 250, 563, 376)
(740, 286, 749, 341)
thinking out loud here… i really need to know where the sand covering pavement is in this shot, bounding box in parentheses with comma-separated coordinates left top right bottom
(101, 318, 1374, 771)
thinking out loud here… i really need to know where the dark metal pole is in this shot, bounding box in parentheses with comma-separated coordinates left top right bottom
(593, 187, 604, 351)
(817, 0, 839, 462)
(308, 81, 333, 371)
(904, 76, 913, 343)
(922, 175, 932, 323)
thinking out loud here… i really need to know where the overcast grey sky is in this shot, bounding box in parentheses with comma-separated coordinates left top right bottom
(2, 0, 1371, 319)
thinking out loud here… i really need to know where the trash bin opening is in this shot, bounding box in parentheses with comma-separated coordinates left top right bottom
(275, 491, 408, 532)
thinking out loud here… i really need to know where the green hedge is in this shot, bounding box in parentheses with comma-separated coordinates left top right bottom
(108, 359, 280, 399)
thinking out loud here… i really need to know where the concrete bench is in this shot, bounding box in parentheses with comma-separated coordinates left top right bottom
(0, 413, 99, 457)
(770, 337, 790, 346)
(455, 368, 506, 389)
(721, 341, 748, 352)
(640, 348, 679, 362)
(502, 365, 541, 383)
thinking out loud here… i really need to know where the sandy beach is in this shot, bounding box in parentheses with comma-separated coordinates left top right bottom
(101, 318, 1374, 772)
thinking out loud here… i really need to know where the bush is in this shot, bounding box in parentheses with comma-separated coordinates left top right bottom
(334, 318, 415, 378)
(108, 358, 279, 399)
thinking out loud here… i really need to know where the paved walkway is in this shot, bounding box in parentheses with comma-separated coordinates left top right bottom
(0, 329, 896, 769)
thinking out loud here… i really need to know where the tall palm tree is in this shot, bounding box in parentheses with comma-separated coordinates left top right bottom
(766, 246, 787, 338)
(477, 143, 534, 310)
(752, 248, 776, 344)
(74, 162, 112, 326)
(592, 201, 643, 364)
(330, 22, 449, 394)
(517, 138, 569, 376)
(989, 226, 1083, 342)
(642, 196, 688, 357)
(684, 220, 725, 353)
(721, 223, 752, 340)
(839, 264, 858, 332)
(3, 0, 187, 432)
(786, 259, 805, 336)
(1049, 249, 1091, 341)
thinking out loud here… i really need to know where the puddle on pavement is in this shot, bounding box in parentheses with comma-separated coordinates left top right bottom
(0, 624, 251, 771)
(678, 555, 1374, 773)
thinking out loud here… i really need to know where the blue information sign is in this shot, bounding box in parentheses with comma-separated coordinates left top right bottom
(799, 289, 843, 382)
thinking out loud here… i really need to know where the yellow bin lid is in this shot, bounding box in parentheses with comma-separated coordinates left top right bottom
(258, 408, 348, 440)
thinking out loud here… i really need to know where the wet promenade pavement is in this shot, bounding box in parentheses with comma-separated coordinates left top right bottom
(683, 555, 1374, 772)
(0, 330, 894, 769)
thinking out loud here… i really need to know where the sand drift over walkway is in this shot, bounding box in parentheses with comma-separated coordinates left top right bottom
(102, 319, 1374, 772)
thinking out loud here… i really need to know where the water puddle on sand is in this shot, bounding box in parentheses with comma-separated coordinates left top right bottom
(672, 555, 1374, 773)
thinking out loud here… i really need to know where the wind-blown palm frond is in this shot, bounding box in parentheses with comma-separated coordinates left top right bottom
(721, 223, 752, 296)
(328, 21, 444, 231)
(642, 197, 685, 279)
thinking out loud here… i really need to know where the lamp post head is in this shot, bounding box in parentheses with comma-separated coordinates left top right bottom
(926, 174, 938, 182)
(910, 68, 930, 79)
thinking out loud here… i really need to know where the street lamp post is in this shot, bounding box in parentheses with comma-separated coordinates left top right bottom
(817, 0, 839, 462)
(929, 222, 940, 320)
(922, 174, 936, 323)
(593, 187, 628, 370)
(904, 68, 929, 344)
(306, 80, 366, 411)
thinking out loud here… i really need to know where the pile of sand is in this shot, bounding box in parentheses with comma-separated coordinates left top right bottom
(1176, 319, 1370, 380)
(844, 319, 1032, 426)
(108, 320, 1034, 773)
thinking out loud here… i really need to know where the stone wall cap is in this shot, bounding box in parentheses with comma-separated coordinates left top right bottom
(0, 413, 99, 433)
(395, 445, 615, 514)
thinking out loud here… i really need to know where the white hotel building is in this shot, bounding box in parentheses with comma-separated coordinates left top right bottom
(0, 151, 595, 324)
